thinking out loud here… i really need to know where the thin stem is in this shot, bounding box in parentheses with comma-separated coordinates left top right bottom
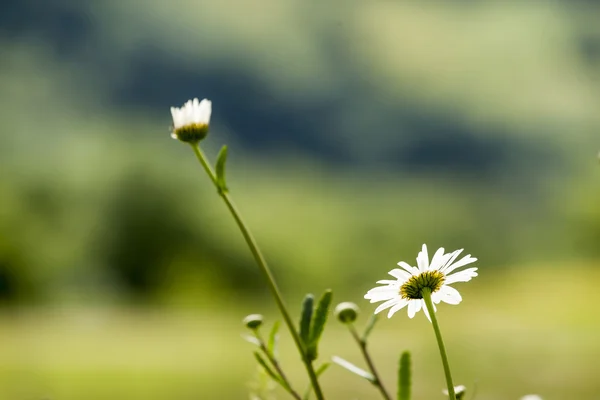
(422, 289, 455, 400)
(256, 332, 302, 400)
(347, 323, 392, 400)
(189, 143, 325, 400)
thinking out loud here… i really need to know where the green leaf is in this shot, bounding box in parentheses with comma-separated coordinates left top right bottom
(253, 351, 283, 387)
(332, 356, 375, 383)
(215, 145, 228, 193)
(307, 289, 333, 361)
(267, 321, 280, 357)
(362, 314, 379, 342)
(299, 294, 314, 346)
(315, 362, 330, 377)
(398, 351, 411, 400)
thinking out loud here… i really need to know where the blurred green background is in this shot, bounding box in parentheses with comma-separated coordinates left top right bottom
(1, 0, 600, 399)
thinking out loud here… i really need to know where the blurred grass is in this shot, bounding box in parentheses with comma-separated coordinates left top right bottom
(1, 263, 599, 400)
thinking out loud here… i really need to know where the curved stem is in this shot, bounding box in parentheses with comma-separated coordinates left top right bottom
(189, 143, 325, 400)
(422, 289, 455, 400)
(348, 324, 392, 400)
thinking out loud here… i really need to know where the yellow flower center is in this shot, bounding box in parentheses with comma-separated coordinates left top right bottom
(400, 270, 445, 300)
(173, 123, 209, 143)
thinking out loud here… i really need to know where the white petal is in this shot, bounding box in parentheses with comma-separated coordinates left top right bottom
(365, 285, 396, 295)
(388, 268, 411, 281)
(387, 299, 409, 318)
(200, 99, 212, 124)
(445, 268, 478, 284)
(429, 247, 445, 270)
(439, 249, 463, 272)
(417, 244, 429, 272)
(443, 255, 477, 275)
(365, 293, 394, 302)
(365, 290, 395, 298)
(421, 299, 432, 322)
(376, 279, 399, 285)
(439, 285, 462, 305)
(407, 300, 421, 318)
(414, 300, 423, 313)
(397, 261, 419, 275)
(365, 292, 397, 303)
(374, 298, 399, 314)
(431, 291, 443, 304)
(170, 107, 182, 128)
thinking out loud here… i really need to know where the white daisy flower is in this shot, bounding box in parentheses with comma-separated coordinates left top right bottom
(520, 396, 543, 400)
(364, 244, 477, 320)
(170, 98, 212, 142)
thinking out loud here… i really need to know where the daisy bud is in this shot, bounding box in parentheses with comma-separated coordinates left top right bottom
(443, 385, 466, 399)
(170, 98, 212, 143)
(334, 302, 359, 324)
(243, 314, 264, 330)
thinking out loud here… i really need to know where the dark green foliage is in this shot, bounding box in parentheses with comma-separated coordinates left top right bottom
(101, 176, 192, 297)
(298, 290, 333, 361)
(307, 289, 333, 361)
(99, 172, 262, 300)
(299, 294, 314, 345)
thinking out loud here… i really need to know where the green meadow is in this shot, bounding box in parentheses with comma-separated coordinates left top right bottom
(1, 265, 599, 399)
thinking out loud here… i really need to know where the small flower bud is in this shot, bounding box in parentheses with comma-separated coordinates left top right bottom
(334, 302, 359, 324)
(243, 314, 264, 330)
(443, 385, 466, 400)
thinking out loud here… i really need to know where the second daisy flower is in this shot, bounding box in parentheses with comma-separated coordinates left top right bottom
(364, 244, 478, 320)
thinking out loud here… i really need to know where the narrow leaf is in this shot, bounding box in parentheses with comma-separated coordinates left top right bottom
(241, 334, 261, 347)
(215, 145, 228, 192)
(315, 362, 330, 377)
(299, 294, 314, 345)
(362, 314, 379, 341)
(254, 351, 283, 387)
(398, 351, 411, 400)
(332, 356, 375, 383)
(267, 321, 280, 356)
(307, 289, 332, 360)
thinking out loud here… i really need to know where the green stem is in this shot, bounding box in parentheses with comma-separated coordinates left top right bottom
(422, 288, 455, 400)
(256, 331, 302, 400)
(189, 143, 325, 400)
(348, 324, 392, 400)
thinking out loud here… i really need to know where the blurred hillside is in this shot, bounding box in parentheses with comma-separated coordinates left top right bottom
(1, 0, 600, 305)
